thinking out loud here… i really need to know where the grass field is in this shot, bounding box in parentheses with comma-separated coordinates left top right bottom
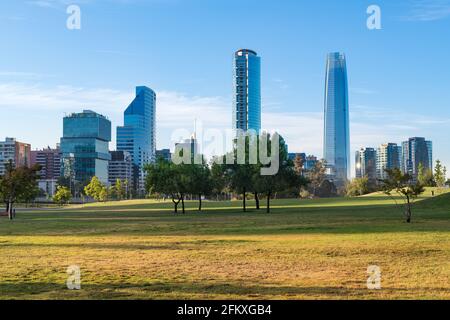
(0, 189, 449, 300)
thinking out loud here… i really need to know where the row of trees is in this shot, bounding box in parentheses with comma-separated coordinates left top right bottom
(52, 177, 131, 206)
(144, 135, 309, 213)
(418, 160, 448, 188)
(346, 160, 448, 197)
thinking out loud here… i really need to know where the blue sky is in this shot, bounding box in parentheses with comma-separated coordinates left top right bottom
(0, 0, 449, 176)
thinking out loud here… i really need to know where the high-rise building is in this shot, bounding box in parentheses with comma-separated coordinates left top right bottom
(108, 151, 133, 187)
(31, 145, 61, 180)
(233, 49, 261, 133)
(355, 147, 377, 184)
(156, 149, 172, 162)
(288, 153, 306, 162)
(304, 155, 319, 171)
(0, 137, 31, 176)
(402, 137, 433, 180)
(117, 86, 156, 192)
(376, 143, 402, 180)
(323, 52, 350, 187)
(60, 110, 111, 185)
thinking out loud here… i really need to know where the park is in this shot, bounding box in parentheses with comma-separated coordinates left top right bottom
(1, 188, 449, 300)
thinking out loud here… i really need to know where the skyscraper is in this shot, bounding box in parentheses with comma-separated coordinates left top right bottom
(233, 49, 261, 133)
(402, 137, 433, 180)
(117, 86, 156, 192)
(60, 110, 111, 185)
(323, 52, 350, 186)
(376, 143, 402, 180)
(108, 151, 133, 188)
(31, 145, 61, 180)
(355, 147, 377, 184)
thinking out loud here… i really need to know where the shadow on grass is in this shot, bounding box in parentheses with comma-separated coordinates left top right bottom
(1, 280, 448, 300)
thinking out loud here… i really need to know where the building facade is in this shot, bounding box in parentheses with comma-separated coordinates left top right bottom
(0, 137, 31, 176)
(233, 49, 261, 133)
(117, 86, 156, 192)
(60, 110, 111, 185)
(376, 143, 402, 180)
(108, 150, 133, 187)
(402, 137, 433, 179)
(355, 147, 377, 184)
(31, 146, 61, 180)
(323, 52, 350, 187)
(156, 149, 172, 162)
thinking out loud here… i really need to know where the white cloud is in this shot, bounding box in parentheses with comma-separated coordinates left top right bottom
(0, 83, 131, 115)
(402, 0, 450, 21)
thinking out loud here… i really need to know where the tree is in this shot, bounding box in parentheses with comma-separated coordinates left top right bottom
(434, 160, 447, 188)
(227, 137, 257, 212)
(293, 154, 304, 176)
(308, 160, 327, 197)
(229, 162, 254, 212)
(417, 162, 435, 187)
(346, 177, 369, 197)
(186, 163, 211, 211)
(0, 161, 41, 220)
(380, 168, 425, 223)
(144, 159, 189, 214)
(84, 176, 108, 202)
(252, 134, 306, 213)
(53, 186, 72, 206)
(113, 179, 126, 200)
(316, 180, 337, 198)
(210, 160, 229, 201)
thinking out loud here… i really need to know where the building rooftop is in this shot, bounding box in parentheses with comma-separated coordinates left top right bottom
(236, 49, 258, 56)
(65, 110, 108, 120)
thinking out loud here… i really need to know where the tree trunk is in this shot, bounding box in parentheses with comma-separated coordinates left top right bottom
(8, 201, 13, 220)
(181, 195, 185, 214)
(5, 202, 9, 213)
(242, 189, 246, 212)
(172, 196, 180, 213)
(198, 194, 202, 211)
(255, 192, 260, 210)
(405, 198, 412, 223)
(266, 192, 271, 213)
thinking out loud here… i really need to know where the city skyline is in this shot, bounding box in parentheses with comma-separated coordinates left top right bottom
(0, 0, 449, 176)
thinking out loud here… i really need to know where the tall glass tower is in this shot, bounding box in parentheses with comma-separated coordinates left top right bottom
(60, 110, 111, 185)
(233, 49, 261, 133)
(401, 137, 433, 180)
(323, 52, 350, 186)
(117, 86, 156, 192)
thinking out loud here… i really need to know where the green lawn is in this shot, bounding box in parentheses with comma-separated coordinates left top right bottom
(0, 189, 449, 300)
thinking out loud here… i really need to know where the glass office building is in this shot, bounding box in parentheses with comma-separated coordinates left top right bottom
(402, 137, 433, 180)
(323, 52, 350, 186)
(60, 110, 111, 185)
(233, 49, 261, 133)
(355, 147, 377, 184)
(376, 143, 402, 180)
(117, 86, 156, 192)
